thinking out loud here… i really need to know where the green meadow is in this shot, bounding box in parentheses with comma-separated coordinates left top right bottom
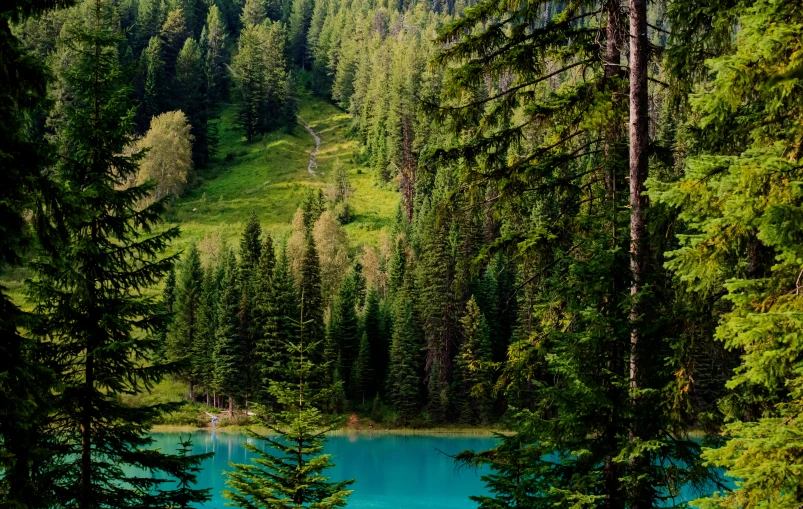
(168, 91, 399, 255)
(2, 93, 398, 306)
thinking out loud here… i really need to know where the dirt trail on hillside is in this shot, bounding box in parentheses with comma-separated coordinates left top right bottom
(301, 120, 320, 176)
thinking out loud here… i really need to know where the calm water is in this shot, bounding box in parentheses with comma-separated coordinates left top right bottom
(150, 431, 496, 509)
(148, 431, 727, 508)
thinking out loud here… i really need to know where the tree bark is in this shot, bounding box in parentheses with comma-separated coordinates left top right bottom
(603, 1, 624, 507)
(628, 0, 650, 505)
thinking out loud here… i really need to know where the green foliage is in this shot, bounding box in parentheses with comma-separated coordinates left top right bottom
(328, 268, 360, 389)
(387, 275, 422, 422)
(169, 244, 205, 393)
(224, 305, 354, 509)
(232, 20, 294, 141)
(454, 297, 494, 424)
(174, 37, 212, 168)
(214, 247, 245, 410)
(27, 1, 210, 506)
(650, 0, 803, 506)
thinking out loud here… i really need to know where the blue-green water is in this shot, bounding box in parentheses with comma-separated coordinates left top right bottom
(149, 432, 728, 508)
(150, 432, 496, 508)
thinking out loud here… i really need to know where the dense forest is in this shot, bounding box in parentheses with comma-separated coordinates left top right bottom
(2, 0, 803, 507)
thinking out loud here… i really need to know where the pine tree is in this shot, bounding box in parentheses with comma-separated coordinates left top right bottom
(28, 1, 210, 506)
(239, 212, 263, 271)
(214, 247, 244, 413)
(224, 294, 354, 509)
(301, 187, 326, 231)
(232, 23, 266, 141)
(195, 263, 219, 403)
(287, 0, 313, 67)
(387, 276, 421, 422)
(142, 35, 165, 128)
(352, 331, 374, 406)
(135, 0, 163, 51)
(431, 0, 704, 503)
(255, 245, 299, 408)
(298, 235, 325, 368)
(363, 288, 387, 392)
(160, 7, 188, 76)
(652, 1, 803, 506)
(241, 0, 267, 27)
(251, 234, 276, 405)
(0, 0, 66, 504)
(454, 297, 494, 424)
(169, 245, 204, 399)
(202, 5, 228, 109)
(237, 213, 262, 404)
(174, 37, 210, 168)
(328, 270, 360, 390)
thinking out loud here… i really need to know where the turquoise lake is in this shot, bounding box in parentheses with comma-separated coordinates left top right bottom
(150, 432, 496, 508)
(149, 432, 726, 508)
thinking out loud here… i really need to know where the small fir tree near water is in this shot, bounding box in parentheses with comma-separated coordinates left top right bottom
(224, 292, 354, 508)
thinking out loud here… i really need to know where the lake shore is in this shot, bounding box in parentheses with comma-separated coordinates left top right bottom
(151, 424, 507, 436)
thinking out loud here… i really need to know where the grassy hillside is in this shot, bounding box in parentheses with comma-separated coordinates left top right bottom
(168, 91, 399, 254)
(2, 93, 398, 306)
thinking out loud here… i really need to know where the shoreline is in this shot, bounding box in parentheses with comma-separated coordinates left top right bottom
(151, 424, 507, 436)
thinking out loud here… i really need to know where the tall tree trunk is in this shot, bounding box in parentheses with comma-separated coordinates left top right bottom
(628, 0, 649, 505)
(603, 1, 624, 506)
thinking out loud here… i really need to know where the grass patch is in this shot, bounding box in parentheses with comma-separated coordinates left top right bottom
(168, 92, 399, 255)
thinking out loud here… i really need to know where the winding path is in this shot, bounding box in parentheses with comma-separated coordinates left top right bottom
(301, 119, 321, 176)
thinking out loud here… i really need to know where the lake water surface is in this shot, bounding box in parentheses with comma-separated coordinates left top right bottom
(149, 431, 726, 508)
(150, 431, 496, 509)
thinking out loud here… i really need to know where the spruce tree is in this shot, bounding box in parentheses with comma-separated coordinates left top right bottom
(251, 234, 276, 405)
(214, 247, 244, 414)
(239, 212, 263, 271)
(224, 295, 354, 509)
(168, 244, 204, 399)
(255, 246, 299, 407)
(0, 0, 67, 504)
(363, 288, 387, 393)
(352, 332, 374, 406)
(202, 5, 227, 111)
(387, 276, 421, 422)
(160, 7, 188, 76)
(174, 37, 210, 168)
(142, 35, 165, 127)
(238, 213, 262, 404)
(195, 263, 219, 404)
(298, 235, 325, 367)
(427, 0, 714, 502)
(454, 297, 494, 424)
(27, 1, 210, 506)
(652, 1, 803, 506)
(328, 270, 360, 390)
(241, 0, 267, 27)
(287, 0, 313, 67)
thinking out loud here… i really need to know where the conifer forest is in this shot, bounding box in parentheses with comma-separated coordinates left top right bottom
(1, 0, 803, 507)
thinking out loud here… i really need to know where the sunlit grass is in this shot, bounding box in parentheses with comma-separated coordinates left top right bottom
(168, 91, 399, 255)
